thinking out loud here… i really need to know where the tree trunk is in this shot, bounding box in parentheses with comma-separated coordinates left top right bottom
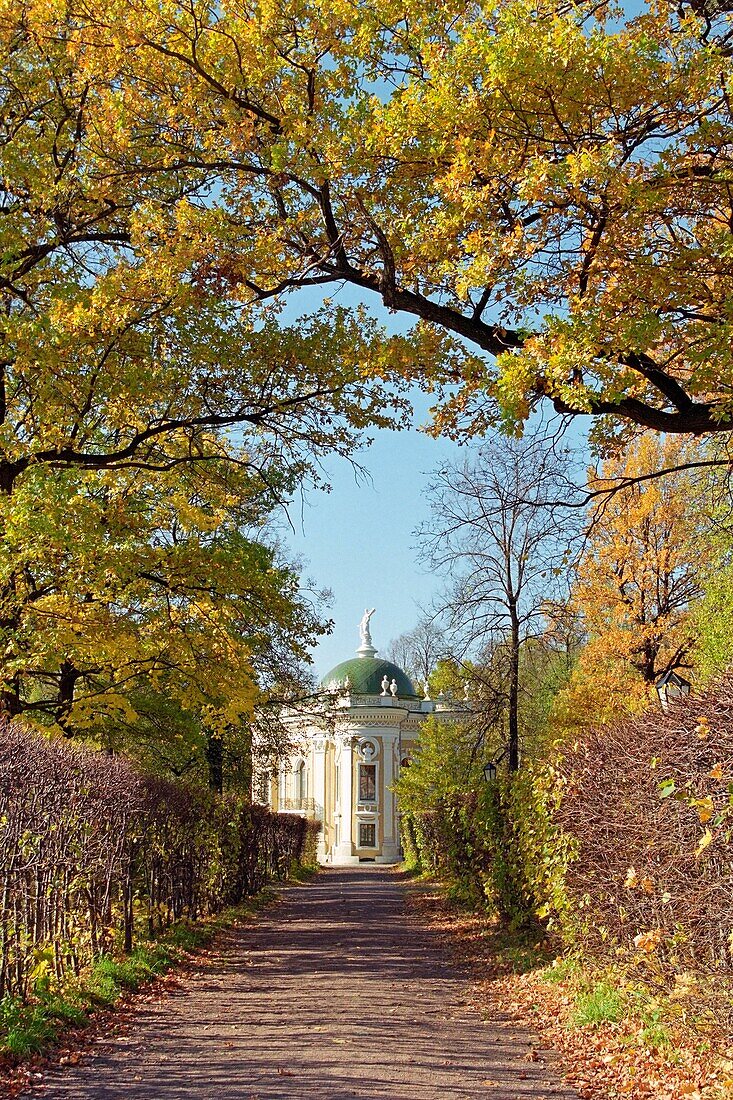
(206, 733, 223, 794)
(56, 659, 80, 737)
(240, 725, 253, 802)
(508, 601, 520, 771)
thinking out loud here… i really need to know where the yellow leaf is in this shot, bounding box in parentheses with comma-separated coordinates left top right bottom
(695, 716, 710, 740)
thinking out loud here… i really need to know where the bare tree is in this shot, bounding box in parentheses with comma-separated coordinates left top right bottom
(419, 433, 580, 770)
(385, 618, 447, 686)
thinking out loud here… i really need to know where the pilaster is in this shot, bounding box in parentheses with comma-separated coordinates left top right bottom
(312, 735, 328, 862)
(334, 732, 358, 863)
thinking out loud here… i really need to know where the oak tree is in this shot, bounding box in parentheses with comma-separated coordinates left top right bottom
(0, 458, 326, 788)
(13, 0, 733, 442)
(0, 4, 412, 751)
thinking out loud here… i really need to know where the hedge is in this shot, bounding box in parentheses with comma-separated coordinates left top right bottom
(0, 722, 318, 999)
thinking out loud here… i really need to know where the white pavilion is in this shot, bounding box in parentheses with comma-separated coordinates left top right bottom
(260, 610, 469, 865)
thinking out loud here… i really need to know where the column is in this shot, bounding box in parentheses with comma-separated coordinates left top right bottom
(311, 735, 328, 863)
(335, 731, 356, 863)
(379, 730, 401, 863)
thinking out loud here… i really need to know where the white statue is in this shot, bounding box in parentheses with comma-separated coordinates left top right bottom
(381, 675, 390, 696)
(390, 678, 398, 697)
(359, 607, 376, 648)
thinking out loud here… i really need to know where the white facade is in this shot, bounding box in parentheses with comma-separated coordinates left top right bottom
(261, 621, 469, 865)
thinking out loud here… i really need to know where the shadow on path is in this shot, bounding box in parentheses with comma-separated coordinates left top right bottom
(36, 868, 578, 1100)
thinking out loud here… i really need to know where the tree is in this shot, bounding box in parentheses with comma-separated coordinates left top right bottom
(419, 434, 575, 769)
(0, 0, 405, 673)
(385, 618, 447, 687)
(17, 0, 733, 444)
(577, 436, 713, 684)
(0, 456, 328, 791)
(552, 435, 716, 732)
(687, 454, 733, 684)
(0, 5, 418, 764)
(0, 2, 406, 489)
(693, 560, 733, 685)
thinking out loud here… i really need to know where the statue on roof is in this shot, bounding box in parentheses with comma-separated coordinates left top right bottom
(359, 607, 376, 648)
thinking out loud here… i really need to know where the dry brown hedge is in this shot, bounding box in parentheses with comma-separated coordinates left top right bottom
(0, 722, 318, 1000)
(556, 674, 733, 1012)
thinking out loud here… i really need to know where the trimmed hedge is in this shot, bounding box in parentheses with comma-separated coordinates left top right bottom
(0, 722, 318, 999)
(400, 678, 733, 969)
(555, 677, 733, 978)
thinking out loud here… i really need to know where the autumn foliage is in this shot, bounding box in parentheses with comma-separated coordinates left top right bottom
(0, 723, 316, 1001)
(555, 677, 733, 1025)
(399, 670, 733, 1034)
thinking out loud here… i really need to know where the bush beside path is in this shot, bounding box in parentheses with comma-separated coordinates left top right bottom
(29, 868, 578, 1100)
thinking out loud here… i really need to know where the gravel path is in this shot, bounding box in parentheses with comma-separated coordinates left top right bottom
(37, 867, 578, 1100)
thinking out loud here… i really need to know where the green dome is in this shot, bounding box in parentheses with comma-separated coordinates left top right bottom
(322, 656, 418, 699)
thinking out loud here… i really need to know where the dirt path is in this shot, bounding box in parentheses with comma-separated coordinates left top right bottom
(35, 868, 578, 1100)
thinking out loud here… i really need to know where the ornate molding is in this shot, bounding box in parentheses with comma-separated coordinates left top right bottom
(337, 714, 407, 730)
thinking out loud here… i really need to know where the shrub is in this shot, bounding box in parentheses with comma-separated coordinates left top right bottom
(0, 722, 312, 1001)
(554, 673, 733, 1029)
(396, 717, 574, 925)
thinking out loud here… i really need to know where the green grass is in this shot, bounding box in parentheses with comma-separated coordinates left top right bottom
(626, 989, 672, 1049)
(568, 978, 676, 1047)
(84, 944, 175, 1007)
(285, 862, 320, 884)
(0, 944, 176, 1056)
(0, 885, 281, 1061)
(542, 956, 582, 984)
(572, 981, 625, 1027)
(0, 999, 59, 1057)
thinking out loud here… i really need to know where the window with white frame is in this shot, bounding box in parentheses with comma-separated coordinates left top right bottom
(358, 822, 376, 848)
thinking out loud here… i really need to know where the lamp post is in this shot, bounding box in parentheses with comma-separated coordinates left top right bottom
(483, 747, 508, 782)
(655, 670, 692, 712)
(483, 760, 498, 783)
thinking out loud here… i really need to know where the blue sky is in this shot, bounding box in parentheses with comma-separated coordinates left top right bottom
(284, 389, 468, 679)
(275, 287, 588, 681)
